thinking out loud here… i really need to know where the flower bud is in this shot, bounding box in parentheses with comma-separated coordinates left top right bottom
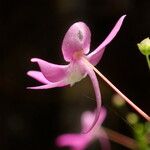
(137, 37, 150, 55)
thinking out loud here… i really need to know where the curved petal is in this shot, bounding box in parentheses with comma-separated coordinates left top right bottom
(27, 71, 50, 84)
(97, 107, 107, 125)
(87, 48, 105, 66)
(31, 58, 69, 82)
(81, 107, 106, 132)
(56, 134, 89, 150)
(87, 15, 126, 66)
(79, 60, 102, 133)
(81, 111, 95, 132)
(62, 22, 91, 62)
(27, 80, 68, 90)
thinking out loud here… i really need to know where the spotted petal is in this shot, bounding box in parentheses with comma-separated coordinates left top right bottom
(62, 22, 91, 62)
(87, 15, 126, 66)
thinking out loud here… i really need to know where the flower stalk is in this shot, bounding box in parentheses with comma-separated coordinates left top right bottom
(104, 127, 137, 149)
(146, 55, 150, 70)
(82, 57, 150, 121)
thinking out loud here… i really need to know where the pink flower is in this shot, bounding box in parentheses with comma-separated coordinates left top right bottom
(56, 107, 110, 150)
(27, 15, 126, 132)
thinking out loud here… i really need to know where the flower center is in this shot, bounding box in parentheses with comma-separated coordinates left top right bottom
(73, 50, 83, 60)
(67, 62, 86, 86)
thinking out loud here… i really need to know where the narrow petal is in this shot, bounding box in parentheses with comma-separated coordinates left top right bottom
(62, 22, 91, 62)
(56, 134, 89, 150)
(87, 15, 126, 66)
(27, 80, 68, 90)
(79, 60, 102, 133)
(31, 58, 69, 82)
(97, 107, 107, 125)
(27, 71, 50, 84)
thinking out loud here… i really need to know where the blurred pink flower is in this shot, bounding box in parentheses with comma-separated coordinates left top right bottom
(27, 15, 126, 132)
(56, 107, 110, 150)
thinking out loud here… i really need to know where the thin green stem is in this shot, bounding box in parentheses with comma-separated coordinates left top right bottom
(146, 55, 150, 70)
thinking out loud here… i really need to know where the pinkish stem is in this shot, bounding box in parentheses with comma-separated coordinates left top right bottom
(104, 127, 137, 149)
(82, 58, 150, 121)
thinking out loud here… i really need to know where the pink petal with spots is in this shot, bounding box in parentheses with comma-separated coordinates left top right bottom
(62, 22, 91, 62)
(31, 58, 69, 82)
(87, 15, 126, 66)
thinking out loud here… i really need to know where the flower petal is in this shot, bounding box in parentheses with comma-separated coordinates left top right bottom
(79, 60, 102, 133)
(97, 107, 107, 125)
(27, 80, 68, 90)
(56, 134, 89, 150)
(31, 58, 69, 82)
(87, 48, 105, 66)
(62, 22, 91, 62)
(27, 71, 50, 84)
(81, 111, 95, 132)
(81, 107, 106, 132)
(87, 15, 126, 66)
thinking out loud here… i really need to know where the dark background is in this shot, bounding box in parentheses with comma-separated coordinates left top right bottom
(1, 0, 150, 150)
